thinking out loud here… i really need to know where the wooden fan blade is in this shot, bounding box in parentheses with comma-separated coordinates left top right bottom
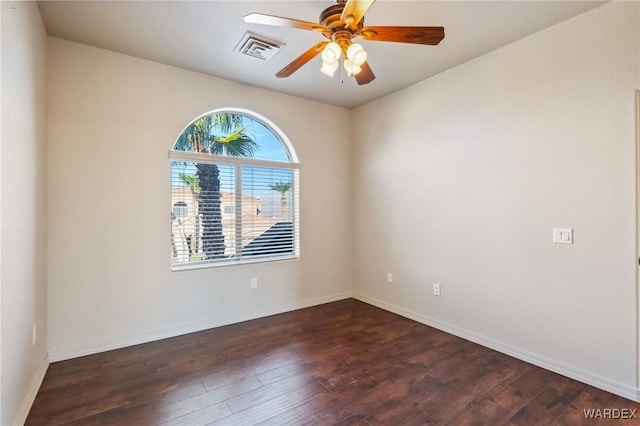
(341, 0, 376, 30)
(276, 42, 328, 78)
(244, 13, 328, 33)
(355, 61, 375, 85)
(361, 26, 445, 45)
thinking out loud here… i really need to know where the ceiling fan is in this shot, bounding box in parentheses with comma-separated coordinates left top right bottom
(244, 0, 445, 85)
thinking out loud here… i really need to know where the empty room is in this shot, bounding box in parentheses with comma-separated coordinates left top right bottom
(2, 0, 640, 424)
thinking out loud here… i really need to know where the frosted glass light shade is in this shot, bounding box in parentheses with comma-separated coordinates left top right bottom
(343, 59, 362, 76)
(347, 43, 367, 66)
(322, 42, 342, 64)
(320, 59, 339, 77)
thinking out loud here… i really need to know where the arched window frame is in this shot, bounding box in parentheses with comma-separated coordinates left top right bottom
(169, 108, 300, 270)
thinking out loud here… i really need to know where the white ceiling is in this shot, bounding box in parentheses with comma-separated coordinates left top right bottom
(38, 1, 606, 109)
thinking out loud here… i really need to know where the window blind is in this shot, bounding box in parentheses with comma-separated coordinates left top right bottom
(170, 159, 298, 270)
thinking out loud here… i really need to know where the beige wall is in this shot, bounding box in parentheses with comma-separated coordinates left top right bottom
(6, 2, 639, 417)
(46, 38, 353, 360)
(352, 1, 639, 399)
(1, 2, 49, 424)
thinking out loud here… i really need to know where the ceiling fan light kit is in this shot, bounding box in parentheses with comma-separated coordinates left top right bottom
(319, 40, 366, 78)
(244, 0, 445, 85)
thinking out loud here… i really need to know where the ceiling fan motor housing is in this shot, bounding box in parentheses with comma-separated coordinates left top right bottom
(320, 4, 364, 36)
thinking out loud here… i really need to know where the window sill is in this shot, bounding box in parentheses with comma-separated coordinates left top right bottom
(171, 254, 299, 272)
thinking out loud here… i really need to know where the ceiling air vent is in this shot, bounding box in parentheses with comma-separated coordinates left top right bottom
(235, 32, 284, 61)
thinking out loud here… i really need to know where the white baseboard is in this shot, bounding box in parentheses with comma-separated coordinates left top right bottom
(14, 352, 50, 426)
(353, 292, 640, 403)
(49, 292, 352, 362)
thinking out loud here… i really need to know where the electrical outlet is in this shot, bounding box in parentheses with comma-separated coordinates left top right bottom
(387, 273, 393, 283)
(251, 278, 258, 289)
(433, 284, 441, 296)
(553, 228, 573, 244)
(32, 326, 37, 346)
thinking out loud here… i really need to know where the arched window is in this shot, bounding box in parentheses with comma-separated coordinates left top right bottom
(170, 110, 299, 270)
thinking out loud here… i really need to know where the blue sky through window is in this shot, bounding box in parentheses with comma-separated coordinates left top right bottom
(171, 113, 294, 217)
(172, 114, 289, 161)
(245, 117, 290, 162)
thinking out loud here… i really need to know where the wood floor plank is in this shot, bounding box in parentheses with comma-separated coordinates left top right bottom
(365, 396, 443, 426)
(153, 384, 231, 422)
(552, 386, 640, 426)
(314, 365, 432, 423)
(201, 375, 264, 402)
(160, 401, 231, 426)
(200, 350, 299, 391)
(208, 382, 326, 425)
(449, 367, 557, 425)
(26, 299, 640, 425)
(226, 368, 319, 413)
(255, 360, 315, 386)
(509, 376, 586, 425)
(310, 375, 382, 423)
(254, 391, 332, 426)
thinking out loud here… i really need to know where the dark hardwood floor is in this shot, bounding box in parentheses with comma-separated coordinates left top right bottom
(27, 299, 639, 425)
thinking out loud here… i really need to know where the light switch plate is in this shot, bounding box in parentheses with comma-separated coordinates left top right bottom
(553, 228, 573, 244)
